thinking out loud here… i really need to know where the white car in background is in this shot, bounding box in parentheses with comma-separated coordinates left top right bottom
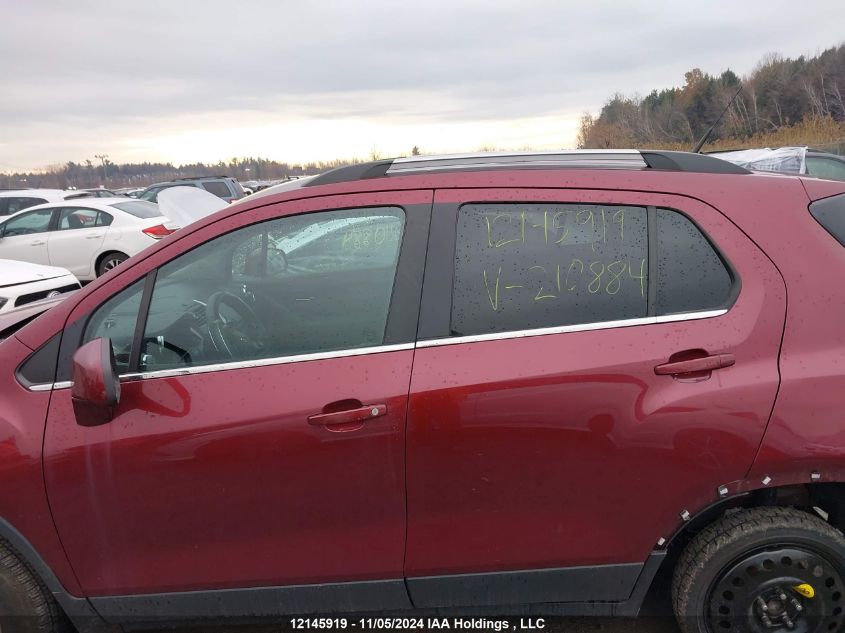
(0, 189, 91, 217)
(0, 198, 175, 281)
(0, 259, 80, 314)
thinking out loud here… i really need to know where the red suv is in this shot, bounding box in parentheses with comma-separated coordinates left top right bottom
(3, 150, 845, 633)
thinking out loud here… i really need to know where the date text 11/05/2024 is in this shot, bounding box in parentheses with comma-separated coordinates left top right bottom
(289, 617, 547, 631)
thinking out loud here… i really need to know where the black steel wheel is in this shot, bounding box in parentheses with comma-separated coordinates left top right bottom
(708, 546, 844, 632)
(674, 507, 845, 633)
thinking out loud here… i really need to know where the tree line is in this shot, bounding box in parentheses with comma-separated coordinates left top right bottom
(578, 44, 845, 150)
(3, 156, 365, 191)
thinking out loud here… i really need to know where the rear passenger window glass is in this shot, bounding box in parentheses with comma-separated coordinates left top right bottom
(655, 209, 733, 314)
(202, 181, 231, 198)
(58, 208, 98, 230)
(452, 204, 648, 336)
(8, 197, 47, 214)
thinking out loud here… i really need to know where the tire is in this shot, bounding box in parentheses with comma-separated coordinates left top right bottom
(97, 252, 128, 277)
(673, 506, 845, 633)
(0, 540, 66, 633)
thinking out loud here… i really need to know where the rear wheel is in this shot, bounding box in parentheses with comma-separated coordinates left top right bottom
(97, 252, 128, 277)
(0, 541, 66, 633)
(673, 507, 845, 633)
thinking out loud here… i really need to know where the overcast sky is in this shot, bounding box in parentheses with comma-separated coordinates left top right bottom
(1, 0, 843, 172)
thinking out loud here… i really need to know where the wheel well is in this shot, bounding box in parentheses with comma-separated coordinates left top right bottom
(641, 483, 845, 612)
(0, 520, 124, 631)
(95, 250, 128, 273)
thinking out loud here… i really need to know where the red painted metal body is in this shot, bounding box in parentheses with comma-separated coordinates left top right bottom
(43, 352, 411, 595)
(0, 166, 844, 602)
(404, 187, 786, 576)
(0, 336, 83, 596)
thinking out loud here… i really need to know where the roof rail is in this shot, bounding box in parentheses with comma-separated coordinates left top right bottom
(173, 175, 232, 181)
(303, 149, 749, 188)
(387, 150, 646, 173)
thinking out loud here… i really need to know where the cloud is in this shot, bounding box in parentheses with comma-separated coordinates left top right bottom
(1, 0, 842, 170)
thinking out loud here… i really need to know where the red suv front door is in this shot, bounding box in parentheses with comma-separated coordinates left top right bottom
(404, 187, 786, 606)
(42, 191, 432, 615)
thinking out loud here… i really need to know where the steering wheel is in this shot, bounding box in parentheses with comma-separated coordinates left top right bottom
(206, 291, 268, 359)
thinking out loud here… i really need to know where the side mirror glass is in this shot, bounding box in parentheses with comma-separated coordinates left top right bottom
(71, 338, 121, 426)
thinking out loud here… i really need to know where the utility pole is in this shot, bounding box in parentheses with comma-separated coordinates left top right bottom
(95, 154, 109, 184)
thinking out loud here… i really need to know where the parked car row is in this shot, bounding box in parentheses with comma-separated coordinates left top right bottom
(0, 198, 174, 280)
(0, 189, 88, 217)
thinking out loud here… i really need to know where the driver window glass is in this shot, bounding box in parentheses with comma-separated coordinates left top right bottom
(140, 206, 405, 372)
(82, 279, 144, 373)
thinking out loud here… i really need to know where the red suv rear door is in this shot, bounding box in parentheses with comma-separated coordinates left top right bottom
(404, 187, 786, 607)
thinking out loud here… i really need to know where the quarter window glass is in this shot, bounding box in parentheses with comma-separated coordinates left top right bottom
(655, 209, 733, 314)
(96, 212, 114, 227)
(452, 204, 648, 336)
(82, 279, 144, 373)
(1, 209, 53, 236)
(140, 207, 405, 371)
(809, 193, 845, 248)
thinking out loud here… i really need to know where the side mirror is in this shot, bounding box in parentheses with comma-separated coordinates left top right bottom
(71, 338, 121, 426)
(266, 247, 288, 274)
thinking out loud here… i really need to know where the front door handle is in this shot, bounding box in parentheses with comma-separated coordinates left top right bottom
(30, 240, 46, 246)
(308, 404, 387, 431)
(655, 353, 735, 376)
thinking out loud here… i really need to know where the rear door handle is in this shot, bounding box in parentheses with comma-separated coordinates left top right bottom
(30, 240, 46, 246)
(655, 353, 735, 376)
(308, 404, 387, 429)
(85, 233, 101, 239)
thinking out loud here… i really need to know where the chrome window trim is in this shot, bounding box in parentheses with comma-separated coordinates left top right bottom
(119, 342, 415, 382)
(27, 308, 726, 391)
(416, 309, 727, 349)
(29, 380, 72, 392)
